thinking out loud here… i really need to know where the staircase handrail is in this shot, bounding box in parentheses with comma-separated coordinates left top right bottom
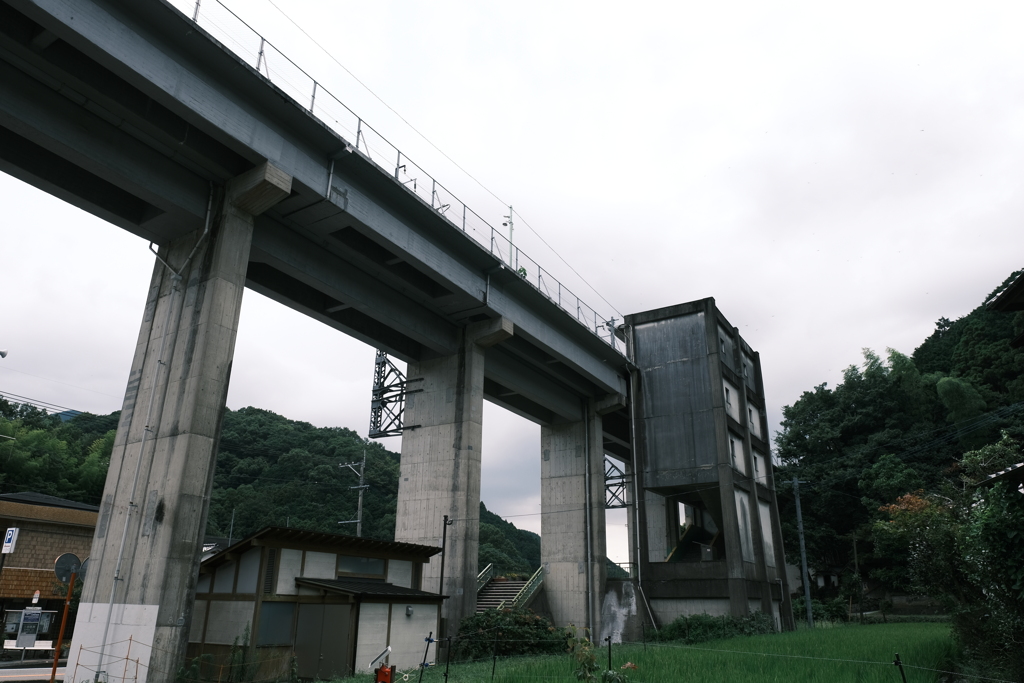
(476, 563, 495, 592)
(510, 566, 544, 608)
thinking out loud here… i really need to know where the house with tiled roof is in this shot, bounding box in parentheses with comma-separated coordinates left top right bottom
(185, 526, 444, 679)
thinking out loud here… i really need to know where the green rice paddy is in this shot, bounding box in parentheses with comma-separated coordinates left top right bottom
(346, 622, 955, 683)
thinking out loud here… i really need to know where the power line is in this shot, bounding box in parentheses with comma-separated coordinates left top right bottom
(0, 365, 122, 400)
(0, 390, 82, 417)
(257, 0, 621, 318)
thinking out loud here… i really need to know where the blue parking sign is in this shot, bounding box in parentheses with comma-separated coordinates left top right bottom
(2, 527, 18, 554)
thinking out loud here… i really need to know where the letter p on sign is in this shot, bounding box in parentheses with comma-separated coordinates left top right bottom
(2, 527, 18, 554)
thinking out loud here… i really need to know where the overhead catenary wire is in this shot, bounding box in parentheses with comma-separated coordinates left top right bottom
(257, 0, 621, 319)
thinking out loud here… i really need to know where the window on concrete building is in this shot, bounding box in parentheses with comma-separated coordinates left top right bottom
(665, 499, 722, 562)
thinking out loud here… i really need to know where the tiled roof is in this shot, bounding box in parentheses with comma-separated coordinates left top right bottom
(295, 577, 445, 600)
(981, 462, 1024, 489)
(988, 274, 1024, 312)
(201, 526, 440, 568)
(0, 492, 99, 512)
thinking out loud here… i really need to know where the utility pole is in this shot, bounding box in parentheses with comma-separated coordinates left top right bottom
(852, 536, 864, 623)
(793, 476, 814, 628)
(502, 206, 514, 269)
(339, 450, 369, 536)
(356, 449, 366, 538)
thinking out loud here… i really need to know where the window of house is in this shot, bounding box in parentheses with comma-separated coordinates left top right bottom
(725, 387, 731, 406)
(257, 602, 295, 646)
(337, 555, 386, 578)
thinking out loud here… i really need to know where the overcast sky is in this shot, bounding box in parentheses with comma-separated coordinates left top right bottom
(2, 1, 1022, 560)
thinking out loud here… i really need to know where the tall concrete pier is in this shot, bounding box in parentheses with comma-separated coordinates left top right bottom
(394, 318, 512, 630)
(68, 163, 291, 679)
(540, 405, 607, 631)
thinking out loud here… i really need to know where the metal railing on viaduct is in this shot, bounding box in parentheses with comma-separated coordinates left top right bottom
(173, 0, 624, 353)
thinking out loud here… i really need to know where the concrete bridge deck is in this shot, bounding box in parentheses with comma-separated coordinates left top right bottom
(0, 0, 630, 425)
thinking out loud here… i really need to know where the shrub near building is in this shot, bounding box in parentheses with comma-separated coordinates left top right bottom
(450, 607, 564, 661)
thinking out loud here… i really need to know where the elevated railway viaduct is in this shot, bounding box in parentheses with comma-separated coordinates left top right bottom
(0, 0, 789, 679)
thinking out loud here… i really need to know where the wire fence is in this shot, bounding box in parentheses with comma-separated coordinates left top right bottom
(66, 624, 1016, 683)
(164, 0, 624, 353)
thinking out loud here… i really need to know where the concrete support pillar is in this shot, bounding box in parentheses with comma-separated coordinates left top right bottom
(69, 163, 291, 683)
(395, 317, 512, 635)
(540, 403, 606, 636)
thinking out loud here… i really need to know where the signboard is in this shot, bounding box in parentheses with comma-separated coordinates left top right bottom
(2, 527, 18, 554)
(3, 610, 56, 650)
(16, 607, 40, 648)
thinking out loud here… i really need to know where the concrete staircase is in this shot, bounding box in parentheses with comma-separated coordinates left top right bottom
(476, 579, 528, 612)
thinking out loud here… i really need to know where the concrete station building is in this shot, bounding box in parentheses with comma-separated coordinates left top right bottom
(623, 299, 792, 629)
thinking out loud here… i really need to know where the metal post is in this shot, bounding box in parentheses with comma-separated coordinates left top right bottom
(583, 404, 594, 636)
(491, 633, 498, 681)
(462, 204, 466, 232)
(49, 571, 76, 683)
(443, 636, 451, 683)
(395, 150, 402, 179)
(438, 515, 453, 600)
(191, 0, 201, 21)
(310, 81, 317, 112)
(227, 508, 235, 547)
(605, 635, 611, 672)
(893, 653, 908, 683)
(417, 632, 433, 683)
(256, 37, 265, 74)
(793, 477, 814, 628)
(357, 119, 364, 153)
(506, 205, 513, 249)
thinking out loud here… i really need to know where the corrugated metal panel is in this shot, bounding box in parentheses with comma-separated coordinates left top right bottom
(635, 313, 718, 490)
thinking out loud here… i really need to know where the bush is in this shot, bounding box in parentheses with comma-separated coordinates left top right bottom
(450, 607, 566, 661)
(792, 597, 849, 624)
(652, 611, 775, 644)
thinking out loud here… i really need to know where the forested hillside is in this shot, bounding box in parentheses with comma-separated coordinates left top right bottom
(775, 269, 1024, 677)
(0, 403, 539, 572)
(775, 269, 1024, 578)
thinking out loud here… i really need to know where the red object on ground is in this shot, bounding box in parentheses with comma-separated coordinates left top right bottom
(374, 665, 396, 682)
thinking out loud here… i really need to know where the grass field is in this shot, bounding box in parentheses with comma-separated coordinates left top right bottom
(345, 623, 955, 683)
